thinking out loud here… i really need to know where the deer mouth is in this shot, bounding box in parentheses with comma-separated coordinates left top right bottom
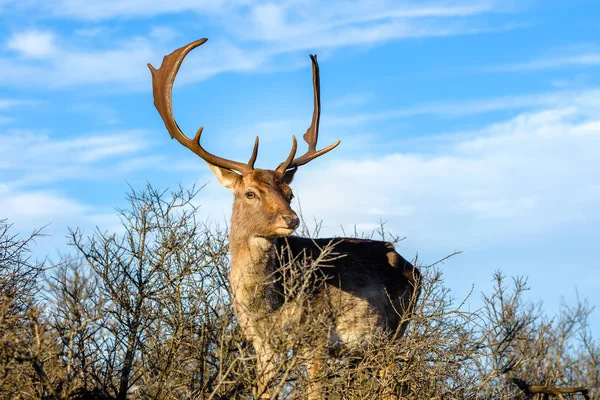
(273, 226, 297, 236)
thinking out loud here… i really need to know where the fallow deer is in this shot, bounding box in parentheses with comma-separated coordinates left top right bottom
(149, 38, 421, 399)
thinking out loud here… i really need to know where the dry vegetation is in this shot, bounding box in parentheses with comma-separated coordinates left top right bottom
(1, 184, 598, 399)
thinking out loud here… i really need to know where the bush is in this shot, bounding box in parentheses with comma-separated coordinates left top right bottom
(0, 185, 597, 399)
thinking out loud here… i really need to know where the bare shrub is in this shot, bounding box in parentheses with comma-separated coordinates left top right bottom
(66, 183, 245, 399)
(0, 220, 61, 398)
(0, 186, 597, 399)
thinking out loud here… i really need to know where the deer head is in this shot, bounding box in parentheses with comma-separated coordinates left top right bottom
(148, 39, 340, 239)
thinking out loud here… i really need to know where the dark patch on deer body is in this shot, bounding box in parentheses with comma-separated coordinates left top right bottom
(270, 237, 420, 341)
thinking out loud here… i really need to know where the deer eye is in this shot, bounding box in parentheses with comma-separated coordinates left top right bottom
(245, 191, 256, 199)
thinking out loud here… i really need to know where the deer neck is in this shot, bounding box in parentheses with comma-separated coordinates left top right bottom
(230, 232, 275, 269)
(228, 220, 278, 292)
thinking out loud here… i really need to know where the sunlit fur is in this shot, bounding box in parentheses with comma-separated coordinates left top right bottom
(229, 169, 297, 243)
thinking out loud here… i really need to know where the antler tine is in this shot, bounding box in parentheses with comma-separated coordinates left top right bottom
(305, 54, 322, 153)
(276, 135, 298, 174)
(278, 54, 341, 171)
(148, 39, 255, 175)
(247, 136, 259, 169)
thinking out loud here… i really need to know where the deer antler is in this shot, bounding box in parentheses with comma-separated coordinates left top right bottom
(276, 54, 341, 174)
(148, 39, 258, 174)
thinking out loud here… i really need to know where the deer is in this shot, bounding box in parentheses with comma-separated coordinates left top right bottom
(148, 38, 421, 399)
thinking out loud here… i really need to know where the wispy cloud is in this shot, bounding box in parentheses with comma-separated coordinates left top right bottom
(16, 0, 504, 24)
(0, 1, 519, 90)
(68, 102, 120, 125)
(328, 93, 374, 109)
(0, 129, 157, 187)
(29, 0, 229, 20)
(490, 52, 600, 72)
(0, 29, 266, 89)
(1, 30, 158, 89)
(0, 98, 38, 125)
(0, 99, 37, 110)
(228, 1, 506, 44)
(321, 87, 600, 128)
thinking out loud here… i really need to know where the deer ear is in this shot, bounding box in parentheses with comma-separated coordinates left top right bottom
(283, 167, 297, 184)
(206, 163, 241, 189)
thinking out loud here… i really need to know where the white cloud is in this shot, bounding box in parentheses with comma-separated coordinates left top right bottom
(6, 30, 57, 58)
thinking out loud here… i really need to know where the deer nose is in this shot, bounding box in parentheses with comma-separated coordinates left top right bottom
(282, 215, 299, 229)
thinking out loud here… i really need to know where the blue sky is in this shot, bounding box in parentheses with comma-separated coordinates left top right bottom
(1, 1, 599, 333)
